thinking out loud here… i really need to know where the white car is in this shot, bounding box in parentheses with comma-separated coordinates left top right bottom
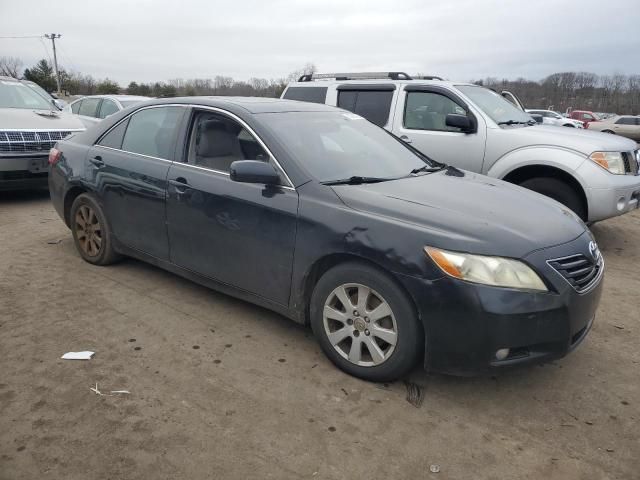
(66, 95, 151, 125)
(526, 109, 584, 128)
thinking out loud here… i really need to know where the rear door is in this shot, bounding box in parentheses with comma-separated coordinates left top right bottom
(165, 108, 298, 305)
(88, 105, 187, 259)
(391, 85, 486, 172)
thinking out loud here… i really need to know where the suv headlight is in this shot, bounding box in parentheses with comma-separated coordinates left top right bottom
(589, 151, 626, 174)
(425, 247, 548, 291)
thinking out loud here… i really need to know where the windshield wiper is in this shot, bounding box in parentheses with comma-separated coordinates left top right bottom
(321, 176, 392, 186)
(409, 164, 446, 175)
(498, 119, 535, 126)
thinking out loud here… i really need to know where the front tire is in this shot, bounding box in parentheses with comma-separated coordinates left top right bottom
(70, 193, 121, 265)
(602, 130, 615, 134)
(310, 262, 422, 382)
(519, 177, 587, 221)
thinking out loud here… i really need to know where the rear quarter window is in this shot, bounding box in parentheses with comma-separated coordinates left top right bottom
(282, 86, 328, 104)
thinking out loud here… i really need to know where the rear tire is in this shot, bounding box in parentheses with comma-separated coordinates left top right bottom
(310, 262, 422, 382)
(70, 193, 121, 265)
(519, 177, 587, 221)
(602, 130, 615, 134)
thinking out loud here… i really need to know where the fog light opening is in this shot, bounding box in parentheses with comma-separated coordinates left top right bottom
(616, 197, 626, 211)
(495, 348, 510, 361)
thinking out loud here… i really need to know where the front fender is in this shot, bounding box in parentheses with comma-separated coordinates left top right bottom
(487, 146, 588, 188)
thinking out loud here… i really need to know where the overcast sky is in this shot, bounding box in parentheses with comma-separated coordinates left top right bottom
(1, 0, 638, 85)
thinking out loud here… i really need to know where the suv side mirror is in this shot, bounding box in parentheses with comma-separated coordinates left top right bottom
(445, 113, 474, 133)
(230, 160, 280, 185)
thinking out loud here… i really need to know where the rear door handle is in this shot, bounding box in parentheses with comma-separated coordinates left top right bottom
(169, 178, 189, 193)
(89, 156, 104, 168)
(399, 135, 412, 144)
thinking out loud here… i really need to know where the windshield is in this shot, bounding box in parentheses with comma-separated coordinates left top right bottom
(456, 85, 533, 125)
(25, 82, 53, 100)
(0, 80, 54, 110)
(259, 111, 433, 183)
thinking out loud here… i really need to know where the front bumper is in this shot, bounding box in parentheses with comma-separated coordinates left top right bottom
(0, 155, 49, 191)
(397, 231, 603, 375)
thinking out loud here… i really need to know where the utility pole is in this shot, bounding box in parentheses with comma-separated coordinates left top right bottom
(44, 33, 62, 95)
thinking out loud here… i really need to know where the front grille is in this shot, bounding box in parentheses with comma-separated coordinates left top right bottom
(623, 150, 639, 175)
(548, 254, 603, 293)
(0, 130, 74, 154)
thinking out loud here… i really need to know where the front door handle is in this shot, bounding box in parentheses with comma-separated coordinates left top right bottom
(89, 156, 104, 168)
(399, 135, 412, 144)
(169, 178, 189, 193)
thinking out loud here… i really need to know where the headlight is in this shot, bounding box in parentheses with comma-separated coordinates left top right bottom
(425, 247, 548, 291)
(589, 151, 626, 175)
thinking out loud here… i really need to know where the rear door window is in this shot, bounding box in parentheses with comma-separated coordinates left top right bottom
(121, 106, 183, 160)
(283, 86, 328, 104)
(78, 98, 101, 117)
(98, 99, 119, 119)
(337, 90, 393, 127)
(71, 100, 81, 114)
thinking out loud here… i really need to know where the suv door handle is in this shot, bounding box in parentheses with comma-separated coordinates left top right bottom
(399, 135, 412, 144)
(169, 178, 189, 193)
(89, 156, 104, 168)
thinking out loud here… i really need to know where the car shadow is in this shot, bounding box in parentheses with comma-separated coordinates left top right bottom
(0, 188, 50, 204)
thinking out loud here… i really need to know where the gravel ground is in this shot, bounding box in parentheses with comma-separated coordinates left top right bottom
(1, 190, 638, 480)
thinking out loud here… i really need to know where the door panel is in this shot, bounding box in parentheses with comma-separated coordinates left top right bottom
(87, 145, 171, 259)
(165, 164, 298, 305)
(392, 88, 486, 172)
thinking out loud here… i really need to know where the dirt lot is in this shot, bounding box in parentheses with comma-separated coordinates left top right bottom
(0, 190, 638, 480)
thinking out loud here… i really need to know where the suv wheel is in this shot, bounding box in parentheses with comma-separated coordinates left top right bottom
(70, 193, 121, 265)
(519, 177, 587, 221)
(310, 262, 422, 382)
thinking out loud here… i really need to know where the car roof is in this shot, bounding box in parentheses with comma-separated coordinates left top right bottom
(72, 94, 152, 101)
(0, 75, 20, 82)
(138, 96, 339, 114)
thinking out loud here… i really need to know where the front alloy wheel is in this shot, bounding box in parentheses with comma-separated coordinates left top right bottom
(323, 283, 398, 366)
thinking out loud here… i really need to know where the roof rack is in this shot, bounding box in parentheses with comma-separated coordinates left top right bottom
(415, 75, 443, 81)
(298, 72, 413, 82)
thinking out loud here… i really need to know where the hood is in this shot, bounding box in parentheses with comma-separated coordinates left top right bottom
(0, 108, 86, 131)
(490, 123, 636, 156)
(333, 169, 587, 259)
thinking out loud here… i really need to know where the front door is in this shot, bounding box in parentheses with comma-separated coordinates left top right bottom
(391, 86, 487, 172)
(88, 105, 186, 259)
(165, 108, 298, 306)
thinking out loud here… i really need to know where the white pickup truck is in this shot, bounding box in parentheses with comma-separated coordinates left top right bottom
(282, 72, 640, 223)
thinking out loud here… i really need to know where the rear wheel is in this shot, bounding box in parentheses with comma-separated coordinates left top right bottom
(70, 193, 121, 265)
(310, 262, 422, 382)
(519, 177, 587, 221)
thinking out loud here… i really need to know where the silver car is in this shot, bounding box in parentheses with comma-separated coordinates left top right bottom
(526, 109, 584, 128)
(587, 115, 640, 142)
(66, 94, 151, 125)
(0, 76, 85, 190)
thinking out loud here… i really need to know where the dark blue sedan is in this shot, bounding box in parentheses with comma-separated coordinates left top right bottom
(48, 97, 603, 381)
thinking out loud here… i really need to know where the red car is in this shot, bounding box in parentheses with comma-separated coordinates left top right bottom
(568, 110, 600, 127)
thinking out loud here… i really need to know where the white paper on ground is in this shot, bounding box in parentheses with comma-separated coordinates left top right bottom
(61, 351, 95, 360)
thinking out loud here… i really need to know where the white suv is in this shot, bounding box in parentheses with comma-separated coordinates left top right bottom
(282, 72, 640, 222)
(525, 109, 584, 128)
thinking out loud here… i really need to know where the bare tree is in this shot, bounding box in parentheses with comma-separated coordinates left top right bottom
(0, 56, 23, 78)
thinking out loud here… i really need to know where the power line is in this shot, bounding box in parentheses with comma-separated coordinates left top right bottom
(0, 35, 44, 39)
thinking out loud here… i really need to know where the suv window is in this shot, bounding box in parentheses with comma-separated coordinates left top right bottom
(71, 100, 81, 114)
(404, 91, 466, 132)
(283, 86, 327, 104)
(337, 90, 393, 127)
(98, 99, 119, 119)
(187, 111, 270, 174)
(121, 106, 183, 159)
(78, 98, 101, 117)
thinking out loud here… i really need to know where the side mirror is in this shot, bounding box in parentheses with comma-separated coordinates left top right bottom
(529, 113, 544, 124)
(445, 113, 474, 132)
(52, 99, 64, 110)
(230, 160, 280, 185)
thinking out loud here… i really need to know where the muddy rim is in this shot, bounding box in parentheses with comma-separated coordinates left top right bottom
(74, 204, 102, 257)
(322, 283, 398, 367)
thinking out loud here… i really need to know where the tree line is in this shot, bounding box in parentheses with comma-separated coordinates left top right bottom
(2, 56, 638, 114)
